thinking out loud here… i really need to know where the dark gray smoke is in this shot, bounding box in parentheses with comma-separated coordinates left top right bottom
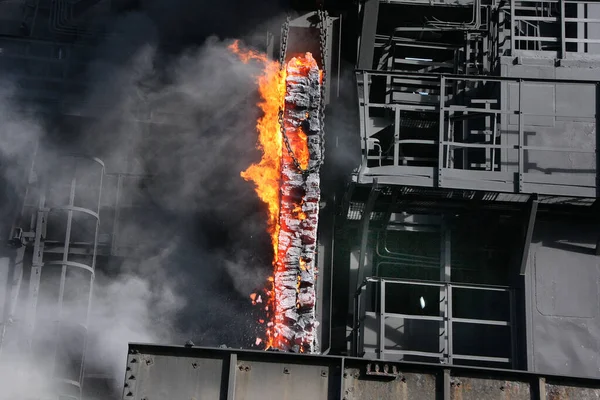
(0, 2, 289, 396)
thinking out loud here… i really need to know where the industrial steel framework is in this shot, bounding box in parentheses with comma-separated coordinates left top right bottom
(0, 0, 600, 398)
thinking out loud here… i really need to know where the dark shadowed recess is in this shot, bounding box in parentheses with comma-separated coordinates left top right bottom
(119, 0, 286, 50)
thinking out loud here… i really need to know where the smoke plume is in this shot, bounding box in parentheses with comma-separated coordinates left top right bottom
(0, 2, 287, 398)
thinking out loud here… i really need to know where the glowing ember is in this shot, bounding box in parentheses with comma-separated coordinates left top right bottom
(230, 41, 322, 353)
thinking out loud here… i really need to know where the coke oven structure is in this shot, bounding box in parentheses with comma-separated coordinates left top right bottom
(1, 0, 600, 399)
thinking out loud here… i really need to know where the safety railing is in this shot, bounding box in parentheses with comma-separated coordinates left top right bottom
(506, 0, 600, 58)
(352, 277, 515, 367)
(355, 70, 598, 197)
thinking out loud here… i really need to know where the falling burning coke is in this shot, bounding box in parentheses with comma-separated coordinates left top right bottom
(229, 41, 323, 353)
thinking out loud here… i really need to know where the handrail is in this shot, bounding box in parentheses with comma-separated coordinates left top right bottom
(353, 276, 514, 365)
(360, 276, 512, 292)
(355, 69, 600, 84)
(505, 0, 600, 57)
(354, 70, 598, 196)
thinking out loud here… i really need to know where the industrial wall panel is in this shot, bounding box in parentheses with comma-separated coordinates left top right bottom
(523, 121, 596, 176)
(555, 84, 597, 118)
(234, 360, 333, 400)
(507, 82, 555, 127)
(527, 220, 600, 379)
(449, 376, 531, 400)
(535, 247, 598, 318)
(124, 353, 226, 399)
(343, 366, 437, 400)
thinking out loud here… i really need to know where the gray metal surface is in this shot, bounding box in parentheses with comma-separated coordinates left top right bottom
(353, 70, 598, 197)
(123, 343, 600, 400)
(525, 218, 600, 379)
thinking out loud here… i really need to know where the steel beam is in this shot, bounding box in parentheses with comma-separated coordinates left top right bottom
(519, 194, 538, 275)
(356, 180, 380, 290)
(124, 343, 600, 400)
(443, 369, 451, 400)
(357, 0, 379, 69)
(227, 353, 237, 400)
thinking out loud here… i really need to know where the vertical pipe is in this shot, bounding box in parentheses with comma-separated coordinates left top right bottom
(379, 279, 385, 360)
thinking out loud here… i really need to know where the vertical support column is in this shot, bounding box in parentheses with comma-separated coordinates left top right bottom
(440, 218, 452, 364)
(517, 79, 524, 193)
(534, 377, 547, 400)
(577, 3, 586, 54)
(446, 109, 454, 169)
(378, 279, 386, 360)
(510, 0, 516, 55)
(358, 72, 371, 180)
(0, 245, 25, 356)
(357, 0, 379, 70)
(520, 194, 538, 372)
(509, 289, 518, 369)
(356, 180, 379, 289)
(560, 0, 566, 59)
(443, 369, 451, 400)
(394, 107, 400, 167)
(438, 76, 446, 187)
(25, 208, 46, 344)
(352, 289, 359, 356)
(520, 194, 538, 275)
(484, 102, 492, 170)
(339, 357, 346, 399)
(523, 258, 535, 372)
(447, 284, 453, 365)
(226, 353, 237, 400)
(492, 111, 498, 171)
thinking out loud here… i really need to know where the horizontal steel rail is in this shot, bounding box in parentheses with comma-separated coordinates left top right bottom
(507, 0, 600, 56)
(353, 277, 513, 366)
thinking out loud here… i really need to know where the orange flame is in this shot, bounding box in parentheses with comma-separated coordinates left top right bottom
(229, 40, 285, 254)
(230, 41, 318, 352)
